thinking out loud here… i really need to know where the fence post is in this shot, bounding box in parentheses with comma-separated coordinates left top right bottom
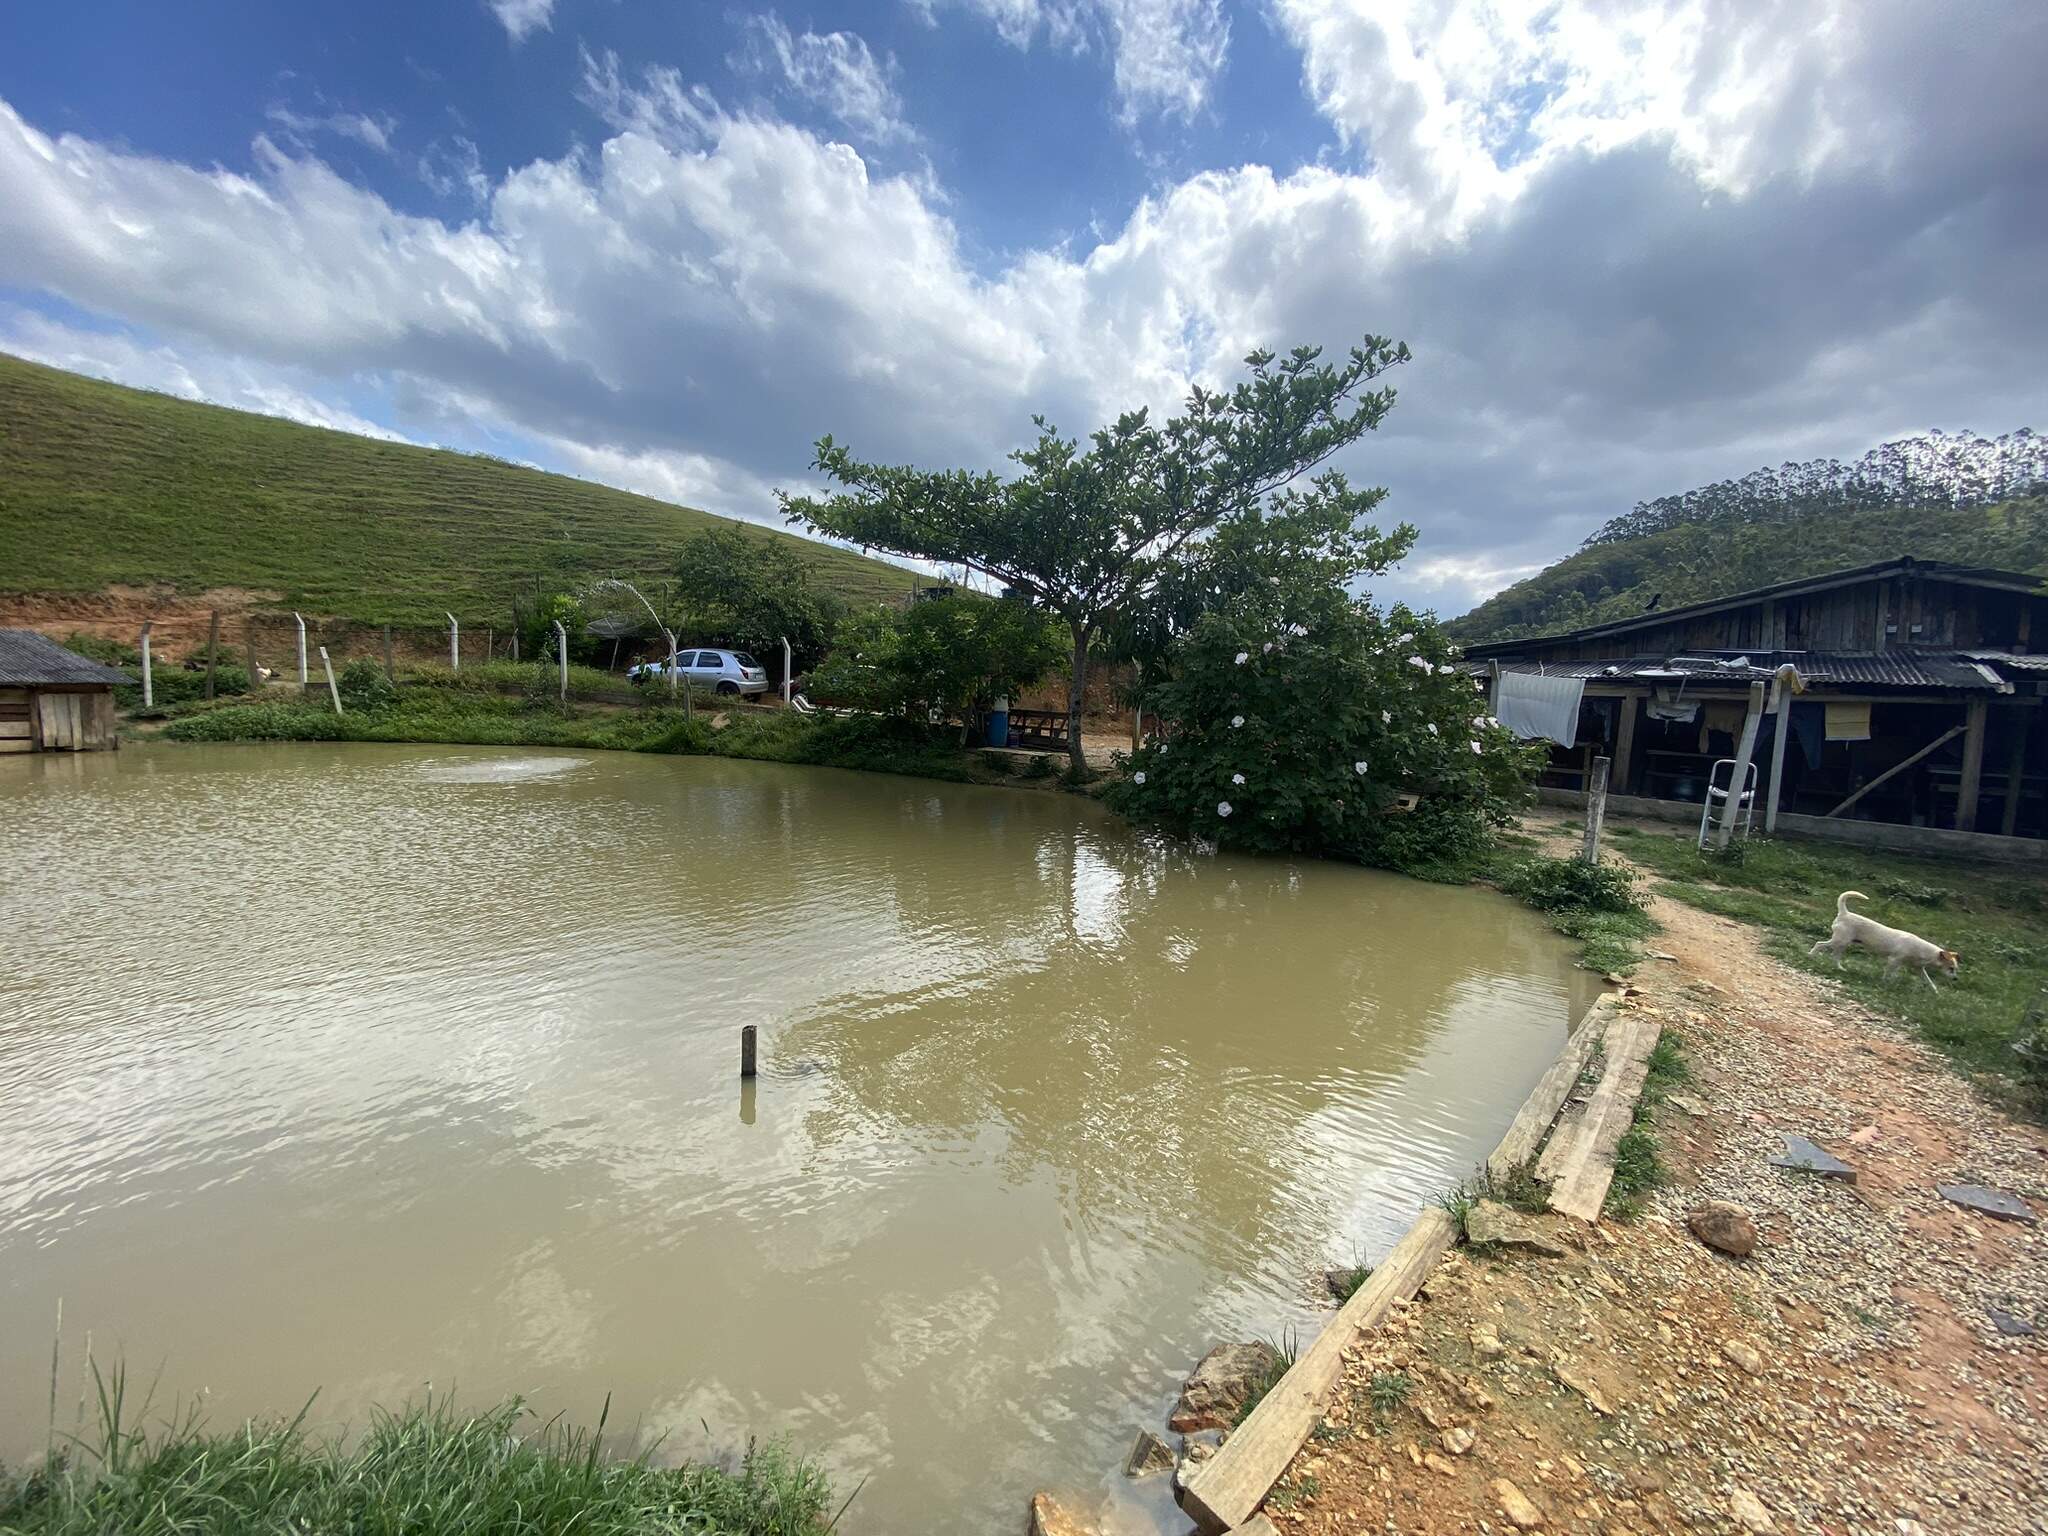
(319, 646, 344, 715)
(446, 612, 460, 673)
(553, 620, 568, 704)
(294, 611, 308, 689)
(139, 622, 154, 708)
(382, 625, 396, 685)
(246, 619, 259, 689)
(1581, 754, 1610, 865)
(781, 635, 792, 704)
(740, 1025, 758, 1079)
(204, 610, 220, 701)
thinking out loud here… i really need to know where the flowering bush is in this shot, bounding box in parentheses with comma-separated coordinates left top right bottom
(1103, 591, 1544, 872)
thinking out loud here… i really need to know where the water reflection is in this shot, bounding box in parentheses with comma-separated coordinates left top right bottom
(0, 744, 1596, 1532)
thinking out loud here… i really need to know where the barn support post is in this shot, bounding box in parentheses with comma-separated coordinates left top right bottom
(204, 610, 220, 702)
(1714, 681, 1768, 849)
(1581, 755, 1610, 865)
(553, 620, 568, 704)
(1611, 691, 1639, 794)
(2001, 707, 2031, 837)
(1763, 665, 1799, 835)
(319, 647, 344, 715)
(138, 622, 154, 709)
(1956, 698, 1989, 833)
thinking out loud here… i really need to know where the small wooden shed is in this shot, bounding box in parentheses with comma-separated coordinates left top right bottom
(0, 630, 130, 753)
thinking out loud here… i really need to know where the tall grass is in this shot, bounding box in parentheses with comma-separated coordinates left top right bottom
(0, 1364, 833, 1536)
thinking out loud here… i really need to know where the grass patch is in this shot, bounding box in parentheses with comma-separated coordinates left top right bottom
(1365, 1370, 1413, 1419)
(1232, 1331, 1299, 1427)
(1612, 826, 2048, 1111)
(1489, 849, 1658, 974)
(1604, 1028, 1692, 1222)
(1327, 1264, 1372, 1304)
(0, 1367, 832, 1536)
(0, 351, 913, 624)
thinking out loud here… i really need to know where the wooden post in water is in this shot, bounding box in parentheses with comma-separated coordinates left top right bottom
(740, 1025, 758, 1079)
(382, 625, 396, 685)
(319, 647, 344, 715)
(1581, 754, 1610, 865)
(204, 610, 220, 701)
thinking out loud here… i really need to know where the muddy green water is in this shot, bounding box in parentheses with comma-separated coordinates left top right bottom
(0, 744, 1597, 1531)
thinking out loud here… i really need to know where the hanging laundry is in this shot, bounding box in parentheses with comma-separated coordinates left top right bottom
(1825, 702, 1872, 742)
(1495, 671, 1586, 747)
(1646, 695, 1699, 724)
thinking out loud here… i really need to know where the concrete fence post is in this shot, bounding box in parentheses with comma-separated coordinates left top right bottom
(139, 622, 154, 708)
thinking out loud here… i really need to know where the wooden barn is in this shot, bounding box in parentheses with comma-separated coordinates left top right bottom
(0, 630, 129, 753)
(1462, 558, 2048, 852)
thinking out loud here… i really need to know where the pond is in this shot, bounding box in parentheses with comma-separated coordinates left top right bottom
(0, 744, 1598, 1531)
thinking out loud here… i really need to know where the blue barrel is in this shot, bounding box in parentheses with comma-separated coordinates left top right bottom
(988, 696, 1010, 748)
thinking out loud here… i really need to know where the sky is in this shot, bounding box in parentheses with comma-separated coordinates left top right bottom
(2, 2, 2044, 617)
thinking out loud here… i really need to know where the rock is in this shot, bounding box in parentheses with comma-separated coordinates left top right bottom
(1937, 1183, 2039, 1223)
(1465, 1200, 1568, 1256)
(1493, 1478, 1545, 1529)
(1122, 1428, 1174, 1478)
(1441, 1425, 1475, 1455)
(1847, 1123, 1881, 1146)
(1667, 1093, 1709, 1117)
(1027, 1491, 1097, 1536)
(1989, 1307, 2038, 1338)
(1769, 1133, 1856, 1181)
(1721, 1339, 1764, 1376)
(1686, 1200, 1759, 1258)
(1423, 1452, 1458, 1475)
(1551, 1359, 1613, 1416)
(1472, 1326, 1508, 1360)
(1168, 1340, 1279, 1432)
(1234, 1519, 1280, 1536)
(1728, 1487, 1777, 1532)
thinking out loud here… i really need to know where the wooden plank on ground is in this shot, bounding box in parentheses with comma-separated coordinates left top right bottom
(1178, 1208, 1458, 1534)
(1486, 994, 1616, 1187)
(1539, 1012, 1664, 1221)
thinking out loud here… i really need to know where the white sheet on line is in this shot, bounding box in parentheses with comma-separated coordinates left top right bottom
(1495, 671, 1586, 748)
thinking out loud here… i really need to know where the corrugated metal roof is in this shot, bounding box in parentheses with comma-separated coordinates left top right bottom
(1968, 650, 2048, 675)
(1461, 648, 2015, 692)
(0, 630, 132, 686)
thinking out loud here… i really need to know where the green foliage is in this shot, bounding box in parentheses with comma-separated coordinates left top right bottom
(674, 524, 839, 668)
(1365, 1371, 1413, 1419)
(509, 591, 605, 667)
(891, 595, 1063, 720)
(785, 337, 1413, 765)
(1104, 593, 1543, 871)
(336, 658, 397, 711)
(1473, 1156, 1550, 1215)
(1614, 827, 2048, 1108)
(1232, 1330, 1299, 1427)
(1605, 1029, 1692, 1220)
(0, 351, 914, 624)
(1328, 1264, 1372, 1304)
(0, 1368, 830, 1536)
(1495, 854, 1643, 916)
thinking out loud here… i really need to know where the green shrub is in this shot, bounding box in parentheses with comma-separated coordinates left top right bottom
(1496, 854, 1644, 916)
(337, 658, 397, 711)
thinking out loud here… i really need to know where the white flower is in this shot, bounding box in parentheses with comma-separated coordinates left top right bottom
(1289, 623, 1308, 637)
(1438, 663, 1455, 675)
(1262, 641, 1274, 653)
(1427, 722, 1438, 735)
(1234, 651, 1249, 666)
(1354, 760, 1368, 775)
(1407, 655, 1430, 671)
(1231, 715, 1245, 729)
(1133, 771, 1146, 785)
(1158, 744, 1168, 755)
(1472, 715, 1488, 727)
(1381, 710, 1392, 725)
(1217, 800, 1234, 817)
(1231, 772, 1246, 786)
(1398, 632, 1414, 644)
(1470, 740, 1483, 755)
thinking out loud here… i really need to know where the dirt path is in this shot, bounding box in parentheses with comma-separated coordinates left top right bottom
(1264, 814, 2046, 1535)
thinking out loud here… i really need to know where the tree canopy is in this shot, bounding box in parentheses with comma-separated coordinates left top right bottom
(781, 338, 1412, 769)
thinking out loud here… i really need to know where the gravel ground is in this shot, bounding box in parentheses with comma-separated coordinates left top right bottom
(1258, 822, 2047, 1536)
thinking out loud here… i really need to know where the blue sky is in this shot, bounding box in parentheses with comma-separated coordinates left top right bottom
(3, 1, 2045, 614)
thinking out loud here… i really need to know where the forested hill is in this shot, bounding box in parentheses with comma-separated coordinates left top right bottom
(1449, 431, 2048, 643)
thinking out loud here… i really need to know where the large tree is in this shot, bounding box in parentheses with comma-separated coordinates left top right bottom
(779, 338, 1411, 771)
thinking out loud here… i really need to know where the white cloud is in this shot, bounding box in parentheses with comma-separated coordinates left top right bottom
(733, 15, 915, 145)
(916, 0, 1229, 120)
(265, 104, 398, 155)
(487, 0, 554, 44)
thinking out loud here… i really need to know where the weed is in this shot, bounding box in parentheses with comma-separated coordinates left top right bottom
(1232, 1330, 1299, 1426)
(1472, 1156, 1550, 1215)
(1436, 1184, 1475, 1235)
(1366, 1371, 1413, 1418)
(1604, 1029, 1691, 1221)
(1327, 1264, 1372, 1304)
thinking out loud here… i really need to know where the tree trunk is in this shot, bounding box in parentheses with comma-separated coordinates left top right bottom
(1066, 621, 1089, 776)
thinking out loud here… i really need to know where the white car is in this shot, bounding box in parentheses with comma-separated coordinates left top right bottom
(628, 647, 771, 696)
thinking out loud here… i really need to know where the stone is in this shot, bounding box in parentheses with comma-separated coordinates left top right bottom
(1988, 1307, 2038, 1338)
(1472, 1326, 1509, 1360)
(1721, 1340, 1764, 1376)
(1234, 1519, 1281, 1536)
(1465, 1200, 1569, 1256)
(1168, 1340, 1280, 1432)
(1122, 1428, 1174, 1478)
(1551, 1360, 1613, 1416)
(1027, 1491, 1098, 1536)
(1728, 1487, 1777, 1532)
(1493, 1478, 1545, 1529)
(1937, 1183, 2039, 1223)
(1441, 1426, 1475, 1455)
(1847, 1124, 1881, 1146)
(1423, 1452, 1458, 1475)
(1769, 1133, 1856, 1181)
(1686, 1201, 1759, 1258)
(1667, 1093, 1709, 1117)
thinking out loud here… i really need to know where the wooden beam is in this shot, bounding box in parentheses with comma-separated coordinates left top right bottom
(1764, 669, 1795, 834)
(1486, 996, 1616, 1187)
(1712, 681, 1767, 849)
(1612, 692, 1639, 794)
(1823, 723, 1967, 818)
(1582, 755, 1610, 865)
(1540, 1013, 1665, 1222)
(2001, 711, 2030, 838)
(1956, 698, 1989, 833)
(1178, 1209, 1458, 1534)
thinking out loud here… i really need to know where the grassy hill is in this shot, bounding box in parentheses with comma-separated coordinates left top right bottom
(0, 351, 916, 624)
(1449, 497, 2048, 643)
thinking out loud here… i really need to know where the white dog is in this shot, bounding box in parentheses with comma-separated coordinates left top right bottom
(1809, 891, 1959, 993)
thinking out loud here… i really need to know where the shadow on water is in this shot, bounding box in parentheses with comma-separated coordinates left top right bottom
(0, 743, 1598, 1532)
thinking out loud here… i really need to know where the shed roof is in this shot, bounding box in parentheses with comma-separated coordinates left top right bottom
(1461, 648, 2015, 693)
(0, 630, 133, 686)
